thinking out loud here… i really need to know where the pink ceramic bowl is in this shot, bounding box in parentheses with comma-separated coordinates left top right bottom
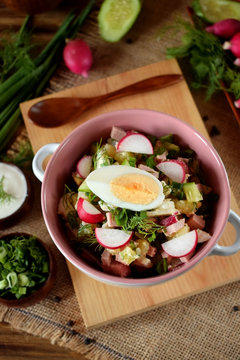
(33, 109, 240, 287)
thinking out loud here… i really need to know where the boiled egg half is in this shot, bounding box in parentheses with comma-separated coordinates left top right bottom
(85, 165, 164, 211)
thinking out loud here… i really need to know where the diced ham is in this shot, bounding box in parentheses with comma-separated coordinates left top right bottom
(161, 249, 168, 258)
(168, 257, 183, 272)
(81, 249, 102, 268)
(196, 183, 212, 194)
(160, 214, 177, 227)
(133, 257, 153, 268)
(110, 126, 127, 141)
(101, 249, 113, 267)
(187, 214, 205, 230)
(177, 157, 189, 164)
(165, 218, 185, 236)
(168, 264, 183, 272)
(179, 249, 195, 263)
(106, 212, 117, 227)
(138, 164, 159, 178)
(160, 250, 173, 264)
(155, 151, 168, 162)
(115, 253, 125, 265)
(197, 229, 211, 243)
(102, 260, 131, 277)
(147, 245, 157, 257)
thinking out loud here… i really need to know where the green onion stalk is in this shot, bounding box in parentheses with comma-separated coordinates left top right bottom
(0, 0, 95, 152)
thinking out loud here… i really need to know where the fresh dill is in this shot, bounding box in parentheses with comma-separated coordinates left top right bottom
(0, 176, 13, 205)
(92, 138, 102, 169)
(77, 224, 102, 251)
(112, 208, 164, 242)
(166, 17, 240, 100)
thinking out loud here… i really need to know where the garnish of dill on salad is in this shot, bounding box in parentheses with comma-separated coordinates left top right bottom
(58, 126, 218, 278)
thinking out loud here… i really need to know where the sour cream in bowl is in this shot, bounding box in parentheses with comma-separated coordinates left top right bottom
(0, 162, 30, 226)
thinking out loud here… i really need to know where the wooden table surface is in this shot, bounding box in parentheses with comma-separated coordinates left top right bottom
(0, 0, 239, 359)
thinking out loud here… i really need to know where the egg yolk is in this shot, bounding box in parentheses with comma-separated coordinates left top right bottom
(110, 173, 159, 205)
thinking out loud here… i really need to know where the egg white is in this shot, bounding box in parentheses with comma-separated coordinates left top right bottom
(85, 165, 164, 211)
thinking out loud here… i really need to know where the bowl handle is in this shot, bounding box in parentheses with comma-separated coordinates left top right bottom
(210, 209, 240, 256)
(32, 143, 60, 182)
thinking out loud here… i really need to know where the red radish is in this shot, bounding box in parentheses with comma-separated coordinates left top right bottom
(161, 230, 198, 258)
(95, 228, 133, 249)
(117, 133, 153, 154)
(156, 160, 186, 183)
(76, 155, 92, 178)
(77, 198, 105, 223)
(160, 214, 177, 227)
(234, 98, 240, 108)
(234, 58, 240, 66)
(223, 32, 240, 58)
(176, 158, 189, 173)
(63, 39, 93, 77)
(206, 19, 240, 39)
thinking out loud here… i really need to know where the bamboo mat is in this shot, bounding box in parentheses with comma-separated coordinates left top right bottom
(0, 0, 240, 359)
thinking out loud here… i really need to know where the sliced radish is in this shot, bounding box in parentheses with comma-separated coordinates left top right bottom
(76, 155, 92, 178)
(161, 230, 198, 258)
(116, 133, 153, 154)
(157, 160, 186, 183)
(95, 228, 133, 249)
(77, 198, 105, 224)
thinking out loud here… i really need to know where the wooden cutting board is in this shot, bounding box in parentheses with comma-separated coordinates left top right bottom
(20, 59, 240, 329)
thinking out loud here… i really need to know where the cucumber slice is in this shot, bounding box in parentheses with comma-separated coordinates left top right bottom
(78, 180, 90, 193)
(98, 0, 141, 42)
(197, 0, 240, 23)
(183, 182, 203, 202)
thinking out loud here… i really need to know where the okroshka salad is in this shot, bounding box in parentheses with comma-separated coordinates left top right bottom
(58, 126, 218, 278)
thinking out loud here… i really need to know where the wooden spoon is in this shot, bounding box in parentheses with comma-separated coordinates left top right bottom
(28, 74, 183, 128)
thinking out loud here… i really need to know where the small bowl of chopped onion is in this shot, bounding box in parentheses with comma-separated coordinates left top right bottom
(0, 232, 56, 307)
(0, 162, 31, 228)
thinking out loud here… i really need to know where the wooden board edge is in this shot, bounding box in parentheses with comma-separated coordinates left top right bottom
(81, 277, 240, 329)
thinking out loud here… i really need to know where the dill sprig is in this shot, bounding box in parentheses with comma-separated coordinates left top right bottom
(166, 17, 240, 100)
(112, 208, 164, 242)
(92, 138, 102, 169)
(0, 176, 13, 205)
(77, 224, 102, 252)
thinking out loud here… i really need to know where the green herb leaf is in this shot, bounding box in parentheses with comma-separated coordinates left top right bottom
(166, 18, 239, 100)
(145, 155, 156, 169)
(112, 209, 164, 242)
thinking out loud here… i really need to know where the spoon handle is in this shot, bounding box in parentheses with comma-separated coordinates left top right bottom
(93, 74, 183, 105)
(28, 74, 183, 127)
